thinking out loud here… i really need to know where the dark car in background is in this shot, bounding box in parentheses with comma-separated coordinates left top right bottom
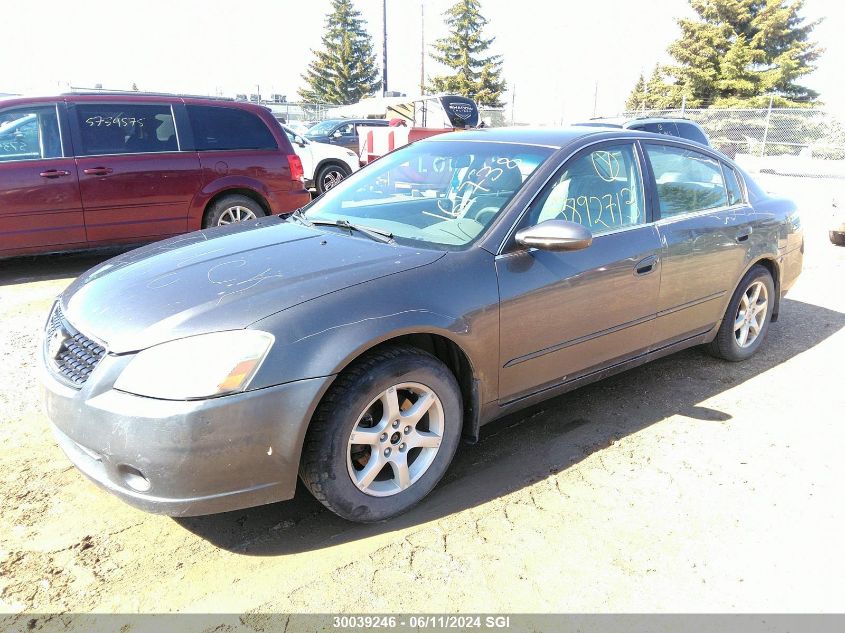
(0, 92, 309, 258)
(41, 127, 803, 523)
(305, 118, 389, 152)
(577, 116, 710, 146)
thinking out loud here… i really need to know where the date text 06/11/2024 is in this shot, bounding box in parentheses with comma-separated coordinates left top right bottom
(332, 615, 512, 629)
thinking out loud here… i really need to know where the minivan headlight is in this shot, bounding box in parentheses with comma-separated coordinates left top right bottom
(114, 331, 274, 400)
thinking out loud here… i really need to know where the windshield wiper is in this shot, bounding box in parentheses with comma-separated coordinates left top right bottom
(309, 218, 395, 244)
(285, 208, 312, 227)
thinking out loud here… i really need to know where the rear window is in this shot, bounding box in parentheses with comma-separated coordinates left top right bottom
(630, 121, 679, 137)
(74, 103, 178, 156)
(676, 122, 709, 145)
(187, 105, 277, 151)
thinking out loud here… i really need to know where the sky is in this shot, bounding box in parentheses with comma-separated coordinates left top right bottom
(2, 0, 843, 123)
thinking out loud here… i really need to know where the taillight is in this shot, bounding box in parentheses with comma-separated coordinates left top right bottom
(287, 154, 304, 183)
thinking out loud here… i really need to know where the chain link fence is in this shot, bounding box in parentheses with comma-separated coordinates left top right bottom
(616, 107, 845, 178)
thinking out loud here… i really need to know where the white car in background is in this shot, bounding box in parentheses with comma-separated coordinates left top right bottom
(282, 124, 359, 195)
(831, 196, 845, 246)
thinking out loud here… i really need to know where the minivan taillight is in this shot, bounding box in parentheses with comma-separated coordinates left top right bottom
(287, 154, 304, 183)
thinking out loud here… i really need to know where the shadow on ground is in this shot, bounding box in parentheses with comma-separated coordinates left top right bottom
(177, 297, 844, 556)
(0, 248, 132, 287)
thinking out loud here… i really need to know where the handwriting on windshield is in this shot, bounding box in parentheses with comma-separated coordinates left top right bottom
(425, 157, 523, 221)
(85, 116, 145, 128)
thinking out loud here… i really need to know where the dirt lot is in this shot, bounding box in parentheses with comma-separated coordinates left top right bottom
(1, 175, 843, 620)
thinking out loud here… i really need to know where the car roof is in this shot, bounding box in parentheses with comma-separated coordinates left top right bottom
(0, 93, 271, 114)
(418, 126, 627, 149)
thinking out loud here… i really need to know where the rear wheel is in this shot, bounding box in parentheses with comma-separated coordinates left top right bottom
(299, 345, 462, 522)
(707, 265, 775, 361)
(315, 163, 351, 195)
(830, 231, 845, 246)
(203, 194, 266, 228)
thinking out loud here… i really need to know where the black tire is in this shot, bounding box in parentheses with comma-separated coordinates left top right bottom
(830, 231, 845, 246)
(203, 194, 266, 229)
(707, 265, 775, 362)
(299, 344, 463, 522)
(315, 163, 351, 195)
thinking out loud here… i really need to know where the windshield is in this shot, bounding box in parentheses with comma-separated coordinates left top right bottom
(306, 120, 339, 136)
(303, 140, 554, 248)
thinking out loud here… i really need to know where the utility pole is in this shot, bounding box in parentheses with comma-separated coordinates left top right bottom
(592, 81, 598, 117)
(419, 1, 425, 96)
(382, 0, 388, 96)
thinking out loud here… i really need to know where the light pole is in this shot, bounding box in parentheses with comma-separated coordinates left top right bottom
(382, 0, 388, 96)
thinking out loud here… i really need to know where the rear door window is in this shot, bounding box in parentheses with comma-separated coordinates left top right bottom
(0, 106, 62, 162)
(723, 164, 744, 205)
(187, 105, 277, 151)
(645, 143, 728, 218)
(73, 103, 178, 156)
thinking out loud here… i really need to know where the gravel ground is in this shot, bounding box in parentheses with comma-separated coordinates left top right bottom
(0, 175, 843, 624)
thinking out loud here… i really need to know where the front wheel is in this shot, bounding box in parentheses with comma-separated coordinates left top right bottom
(315, 163, 351, 195)
(707, 265, 775, 361)
(830, 231, 845, 246)
(299, 345, 463, 522)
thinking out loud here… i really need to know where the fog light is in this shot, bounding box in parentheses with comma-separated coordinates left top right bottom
(118, 465, 151, 492)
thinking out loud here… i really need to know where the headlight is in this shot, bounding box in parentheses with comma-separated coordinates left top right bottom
(114, 330, 274, 400)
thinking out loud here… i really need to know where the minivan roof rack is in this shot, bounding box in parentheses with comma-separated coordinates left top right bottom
(61, 90, 235, 101)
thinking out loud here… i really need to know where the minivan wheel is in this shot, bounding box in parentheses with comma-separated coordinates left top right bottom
(315, 163, 350, 195)
(707, 265, 775, 361)
(299, 344, 463, 522)
(203, 195, 266, 228)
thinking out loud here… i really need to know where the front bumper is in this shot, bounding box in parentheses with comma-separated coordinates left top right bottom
(41, 350, 332, 517)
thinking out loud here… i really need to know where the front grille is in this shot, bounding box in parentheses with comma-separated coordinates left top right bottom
(45, 303, 107, 387)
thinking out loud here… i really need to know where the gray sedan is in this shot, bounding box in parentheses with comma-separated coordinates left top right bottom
(40, 127, 804, 522)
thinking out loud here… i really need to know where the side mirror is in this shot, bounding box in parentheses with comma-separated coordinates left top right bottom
(332, 130, 343, 139)
(294, 135, 306, 146)
(515, 219, 593, 252)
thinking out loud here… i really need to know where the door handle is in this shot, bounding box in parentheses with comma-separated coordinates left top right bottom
(634, 255, 659, 276)
(83, 167, 113, 176)
(39, 169, 71, 179)
(736, 227, 752, 242)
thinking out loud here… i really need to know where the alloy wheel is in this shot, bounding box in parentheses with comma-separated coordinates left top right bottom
(322, 169, 345, 191)
(734, 280, 768, 348)
(217, 205, 257, 225)
(346, 382, 444, 497)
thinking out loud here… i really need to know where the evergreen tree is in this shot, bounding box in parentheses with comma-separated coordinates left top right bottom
(298, 0, 381, 105)
(428, 0, 506, 107)
(626, 73, 648, 111)
(628, 0, 821, 109)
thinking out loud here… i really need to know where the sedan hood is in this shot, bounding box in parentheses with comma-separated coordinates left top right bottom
(62, 218, 443, 353)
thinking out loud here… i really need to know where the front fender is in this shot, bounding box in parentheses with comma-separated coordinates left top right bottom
(246, 249, 500, 407)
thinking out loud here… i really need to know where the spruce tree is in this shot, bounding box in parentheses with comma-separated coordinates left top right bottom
(626, 73, 648, 111)
(628, 0, 821, 109)
(298, 0, 381, 105)
(428, 0, 506, 107)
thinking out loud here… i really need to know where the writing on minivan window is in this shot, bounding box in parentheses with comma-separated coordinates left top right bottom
(85, 116, 145, 128)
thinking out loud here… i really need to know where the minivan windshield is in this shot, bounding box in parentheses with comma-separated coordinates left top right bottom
(303, 140, 554, 248)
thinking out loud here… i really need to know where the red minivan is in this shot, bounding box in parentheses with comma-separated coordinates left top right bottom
(0, 92, 310, 258)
